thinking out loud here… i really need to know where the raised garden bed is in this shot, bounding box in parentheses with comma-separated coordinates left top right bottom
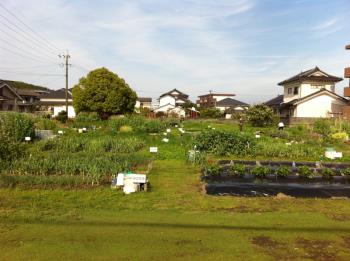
(203, 160, 350, 198)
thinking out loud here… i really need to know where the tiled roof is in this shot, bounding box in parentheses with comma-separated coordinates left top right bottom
(40, 88, 72, 99)
(216, 98, 248, 107)
(137, 97, 152, 102)
(278, 67, 342, 85)
(264, 95, 283, 106)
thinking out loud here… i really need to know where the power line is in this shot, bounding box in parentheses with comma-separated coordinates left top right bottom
(0, 46, 58, 64)
(0, 13, 59, 56)
(0, 37, 59, 64)
(0, 3, 62, 53)
(0, 27, 58, 60)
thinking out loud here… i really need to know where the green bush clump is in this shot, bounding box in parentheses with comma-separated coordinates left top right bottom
(245, 104, 277, 127)
(205, 164, 221, 176)
(35, 117, 57, 130)
(314, 119, 332, 138)
(199, 108, 223, 118)
(56, 110, 68, 123)
(109, 116, 166, 133)
(321, 168, 335, 179)
(75, 112, 101, 122)
(341, 168, 350, 178)
(230, 164, 246, 176)
(251, 166, 270, 178)
(256, 142, 322, 160)
(297, 166, 314, 178)
(195, 130, 256, 156)
(0, 112, 35, 142)
(275, 166, 291, 177)
(0, 112, 34, 161)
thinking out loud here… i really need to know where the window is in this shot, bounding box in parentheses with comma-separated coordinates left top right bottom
(287, 88, 292, 94)
(311, 85, 324, 89)
(293, 87, 299, 95)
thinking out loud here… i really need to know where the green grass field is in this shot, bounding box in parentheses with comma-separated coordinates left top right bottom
(2, 118, 350, 260)
(1, 159, 350, 260)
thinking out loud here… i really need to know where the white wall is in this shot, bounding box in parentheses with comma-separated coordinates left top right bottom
(53, 105, 76, 118)
(295, 94, 346, 118)
(300, 83, 334, 97)
(283, 82, 301, 102)
(159, 95, 175, 106)
(154, 103, 175, 112)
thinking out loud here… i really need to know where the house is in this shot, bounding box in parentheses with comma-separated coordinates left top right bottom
(266, 67, 347, 119)
(215, 98, 249, 112)
(0, 81, 41, 112)
(39, 88, 76, 118)
(342, 44, 350, 119)
(153, 89, 189, 116)
(135, 97, 152, 110)
(197, 93, 236, 108)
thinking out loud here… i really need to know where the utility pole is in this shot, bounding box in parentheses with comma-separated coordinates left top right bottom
(59, 51, 71, 116)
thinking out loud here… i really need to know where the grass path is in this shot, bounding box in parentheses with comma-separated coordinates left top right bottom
(1, 160, 350, 260)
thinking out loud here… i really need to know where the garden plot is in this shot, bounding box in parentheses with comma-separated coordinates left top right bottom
(203, 160, 350, 197)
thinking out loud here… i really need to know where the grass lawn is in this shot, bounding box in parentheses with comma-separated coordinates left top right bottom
(1, 159, 350, 260)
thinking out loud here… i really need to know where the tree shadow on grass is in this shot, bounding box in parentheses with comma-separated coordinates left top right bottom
(1, 219, 350, 233)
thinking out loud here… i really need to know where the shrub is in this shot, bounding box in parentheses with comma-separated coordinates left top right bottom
(75, 112, 101, 122)
(194, 130, 256, 156)
(109, 116, 166, 133)
(321, 168, 335, 179)
(251, 166, 270, 178)
(56, 110, 68, 123)
(246, 104, 277, 127)
(230, 164, 246, 176)
(314, 119, 332, 138)
(199, 108, 223, 118)
(276, 166, 291, 177)
(0, 112, 35, 142)
(331, 132, 348, 141)
(35, 118, 57, 130)
(120, 125, 133, 132)
(297, 166, 314, 178)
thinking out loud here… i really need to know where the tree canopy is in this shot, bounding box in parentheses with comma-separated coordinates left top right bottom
(72, 68, 137, 116)
(245, 104, 277, 127)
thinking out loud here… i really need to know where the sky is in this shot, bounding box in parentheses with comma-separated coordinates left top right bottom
(0, 0, 349, 103)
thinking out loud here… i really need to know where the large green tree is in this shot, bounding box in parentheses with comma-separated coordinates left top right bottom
(72, 68, 137, 116)
(245, 104, 277, 127)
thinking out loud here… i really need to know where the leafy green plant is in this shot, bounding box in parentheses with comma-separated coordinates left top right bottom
(230, 164, 246, 176)
(35, 118, 57, 130)
(314, 119, 332, 138)
(194, 130, 256, 156)
(56, 110, 68, 123)
(245, 104, 277, 127)
(0, 112, 35, 142)
(205, 164, 221, 176)
(297, 166, 314, 178)
(251, 166, 270, 178)
(75, 112, 101, 122)
(341, 168, 350, 178)
(320, 168, 335, 179)
(199, 108, 223, 118)
(275, 166, 291, 177)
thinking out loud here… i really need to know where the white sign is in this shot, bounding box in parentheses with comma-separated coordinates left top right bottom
(125, 174, 147, 184)
(162, 138, 169, 143)
(116, 173, 124, 186)
(58, 130, 64, 135)
(166, 128, 171, 133)
(255, 134, 261, 139)
(150, 147, 158, 153)
(25, 137, 31, 141)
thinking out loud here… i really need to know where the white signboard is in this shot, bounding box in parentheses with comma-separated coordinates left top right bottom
(166, 128, 171, 133)
(25, 137, 31, 141)
(125, 174, 147, 184)
(150, 147, 158, 153)
(116, 173, 124, 186)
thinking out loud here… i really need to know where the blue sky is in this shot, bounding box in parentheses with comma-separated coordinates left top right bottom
(1, 0, 349, 103)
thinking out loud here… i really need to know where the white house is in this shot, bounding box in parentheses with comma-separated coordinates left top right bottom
(40, 88, 76, 118)
(266, 67, 347, 118)
(135, 97, 152, 111)
(153, 89, 189, 116)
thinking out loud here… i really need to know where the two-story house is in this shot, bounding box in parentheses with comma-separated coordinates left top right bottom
(197, 92, 249, 112)
(266, 67, 347, 118)
(153, 89, 189, 116)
